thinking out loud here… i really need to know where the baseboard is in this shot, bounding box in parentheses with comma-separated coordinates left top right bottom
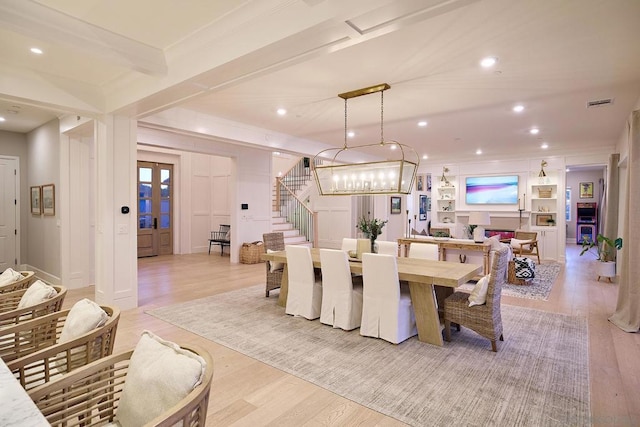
(23, 264, 61, 286)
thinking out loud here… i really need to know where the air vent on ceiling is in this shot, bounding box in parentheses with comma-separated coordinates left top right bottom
(586, 98, 614, 108)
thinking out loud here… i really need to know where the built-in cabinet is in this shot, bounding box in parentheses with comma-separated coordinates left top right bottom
(435, 175, 456, 226)
(528, 170, 560, 261)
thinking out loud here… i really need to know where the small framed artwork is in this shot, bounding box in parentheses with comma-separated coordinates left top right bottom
(536, 214, 553, 226)
(42, 183, 55, 216)
(390, 196, 401, 214)
(419, 195, 428, 221)
(30, 186, 41, 215)
(426, 174, 432, 191)
(579, 182, 593, 199)
(417, 175, 424, 191)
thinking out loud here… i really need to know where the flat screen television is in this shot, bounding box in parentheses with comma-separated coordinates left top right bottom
(465, 175, 519, 204)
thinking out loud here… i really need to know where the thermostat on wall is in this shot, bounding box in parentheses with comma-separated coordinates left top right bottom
(241, 203, 248, 210)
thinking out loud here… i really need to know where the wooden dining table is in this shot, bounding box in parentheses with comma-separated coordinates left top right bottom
(262, 248, 482, 346)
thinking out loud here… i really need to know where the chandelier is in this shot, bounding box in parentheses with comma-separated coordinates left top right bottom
(312, 83, 419, 195)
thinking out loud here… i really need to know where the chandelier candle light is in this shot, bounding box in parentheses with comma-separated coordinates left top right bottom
(312, 83, 419, 195)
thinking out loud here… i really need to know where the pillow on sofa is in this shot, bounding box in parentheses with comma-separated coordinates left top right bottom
(267, 249, 284, 273)
(116, 331, 206, 427)
(17, 280, 57, 309)
(0, 268, 23, 286)
(468, 275, 489, 307)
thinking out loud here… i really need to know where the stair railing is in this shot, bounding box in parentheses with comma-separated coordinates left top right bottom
(275, 157, 321, 247)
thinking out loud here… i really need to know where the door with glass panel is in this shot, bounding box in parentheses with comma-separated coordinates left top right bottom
(137, 162, 173, 257)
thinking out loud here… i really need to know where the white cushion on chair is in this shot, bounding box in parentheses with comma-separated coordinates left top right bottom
(17, 280, 57, 309)
(408, 243, 438, 260)
(58, 299, 108, 344)
(0, 268, 23, 286)
(510, 238, 531, 249)
(267, 249, 284, 273)
(116, 331, 206, 427)
(468, 275, 489, 307)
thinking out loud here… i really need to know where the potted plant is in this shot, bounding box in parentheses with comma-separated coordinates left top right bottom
(357, 216, 388, 252)
(579, 234, 623, 281)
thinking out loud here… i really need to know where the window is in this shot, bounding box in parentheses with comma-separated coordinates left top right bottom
(565, 187, 571, 221)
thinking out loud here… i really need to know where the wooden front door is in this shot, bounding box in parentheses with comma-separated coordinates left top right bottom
(137, 162, 173, 257)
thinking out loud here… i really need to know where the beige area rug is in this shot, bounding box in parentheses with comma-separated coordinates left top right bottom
(147, 285, 590, 427)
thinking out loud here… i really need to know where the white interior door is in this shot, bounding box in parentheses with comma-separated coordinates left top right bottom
(0, 157, 17, 270)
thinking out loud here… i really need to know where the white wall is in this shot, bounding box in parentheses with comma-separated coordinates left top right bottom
(27, 119, 61, 282)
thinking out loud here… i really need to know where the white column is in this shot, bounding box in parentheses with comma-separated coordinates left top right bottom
(94, 115, 138, 309)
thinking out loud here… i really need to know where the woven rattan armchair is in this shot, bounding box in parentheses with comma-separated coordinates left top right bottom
(29, 345, 214, 427)
(2, 305, 120, 390)
(0, 285, 67, 328)
(0, 271, 36, 294)
(512, 230, 541, 263)
(263, 232, 285, 297)
(443, 246, 509, 352)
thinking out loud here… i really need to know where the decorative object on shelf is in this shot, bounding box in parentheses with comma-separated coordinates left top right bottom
(468, 211, 491, 242)
(579, 182, 593, 199)
(357, 216, 388, 252)
(464, 225, 476, 240)
(539, 160, 547, 177)
(312, 83, 419, 195)
(390, 196, 401, 214)
(440, 166, 452, 187)
(442, 216, 453, 223)
(580, 234, 622, 282)
(538, 187, 552, 198)
(536, 214, 553, 226)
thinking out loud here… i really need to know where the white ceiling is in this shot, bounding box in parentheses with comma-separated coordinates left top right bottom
(1, 0, 639, 163)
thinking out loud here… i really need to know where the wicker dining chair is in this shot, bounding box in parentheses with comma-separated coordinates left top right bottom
(2, 305, 120, 390)
(263, 232, 285, 297)
(0, 271, 36, 294)
(0, 285, 67, 328)
(29, 341, 214, 427)
(443, 246, 509, 352)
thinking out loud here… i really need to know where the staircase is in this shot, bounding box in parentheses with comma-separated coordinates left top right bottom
(272, 157, 318, 247)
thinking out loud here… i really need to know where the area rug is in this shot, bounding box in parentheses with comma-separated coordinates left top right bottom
(147, 285, 589, 427)
(458, 262, 562, 300)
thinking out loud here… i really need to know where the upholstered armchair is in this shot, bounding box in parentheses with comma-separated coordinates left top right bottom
(511, 231, 540, 263)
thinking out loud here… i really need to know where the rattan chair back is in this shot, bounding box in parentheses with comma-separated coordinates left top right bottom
(0, 271, 36, 294)
(263, 232, 285, 297)
(0, 285, 67, 328)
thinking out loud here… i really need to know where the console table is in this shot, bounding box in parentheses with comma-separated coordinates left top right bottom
(397, 237, 491, 275)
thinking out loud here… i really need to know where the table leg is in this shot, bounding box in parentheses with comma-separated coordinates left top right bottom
(408, 281, 444, 346)
(277, 265, 289, 308)
(483, 249, 490, 275)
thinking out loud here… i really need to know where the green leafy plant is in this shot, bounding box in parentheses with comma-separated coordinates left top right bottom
(356, 217, 388, 239)
(579, 234, 622, 262)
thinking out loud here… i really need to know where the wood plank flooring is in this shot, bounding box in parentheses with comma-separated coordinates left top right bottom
(62, 245, 639, 427)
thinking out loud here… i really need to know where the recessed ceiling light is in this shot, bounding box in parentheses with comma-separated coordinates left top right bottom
(417, 121, 428, 127)
(347, 131, 355, 138)
(541, 143, 549, 149)
(276, 108, 287, 116)
(513, 104, 524, 113)
(390, 144, 397, 150)
(273, 151, 281, 156)
(480, 56, 498, 68)
(566, 168, 570, 172)
(30, 47, 43, 55)
(476, 149, 483, 155)
(530, 127, 540, 135)
(422, 154, 428, 160)
(0, 117, 5, 122)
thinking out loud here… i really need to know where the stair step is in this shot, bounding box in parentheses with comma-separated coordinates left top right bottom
(272, 222, 293, 231)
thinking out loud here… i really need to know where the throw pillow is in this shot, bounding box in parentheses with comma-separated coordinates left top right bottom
(510, 238, 531, 250)
(115, 331, 206, 427)
(267, 249, 284, 273)
(0, 268, 23, 286)
(17, 280, 57, 309)
(468, 275, 490, 307)
(514, 257, 536, 279)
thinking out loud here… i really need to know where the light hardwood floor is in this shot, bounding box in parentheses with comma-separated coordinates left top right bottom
(62, 245, 639, 427)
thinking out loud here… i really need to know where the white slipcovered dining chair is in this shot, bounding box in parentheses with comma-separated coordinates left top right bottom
(375, 240, 398, 256)
(285, 245, 323, 320)
(360, 253, 417, 344)
(319, 249, 363, 330)
(408, 242, 439, 260)
(340, 238, 358, 254)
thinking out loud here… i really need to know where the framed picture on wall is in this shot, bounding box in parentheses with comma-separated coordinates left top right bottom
(416, 175, 424, 191)
(30, 186, 41, 215)
(390, 196, 401, 214)
(579, 182, 593, 199)
(419, 195, 428, 221)
(42, 184, 55, 216)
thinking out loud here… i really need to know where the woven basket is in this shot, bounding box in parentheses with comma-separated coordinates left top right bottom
(240, 241, 264, 264)
(507, 260, 532, 285)
(537, 188, 552, 198)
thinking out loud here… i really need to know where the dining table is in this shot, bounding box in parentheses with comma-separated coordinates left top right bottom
(262, 248, 482, 346)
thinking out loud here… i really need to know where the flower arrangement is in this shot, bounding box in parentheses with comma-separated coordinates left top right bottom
(356, 216, 388, 239)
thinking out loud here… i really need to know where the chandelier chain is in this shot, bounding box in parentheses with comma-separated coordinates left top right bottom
(344, 98, 348, 150)
(380, 90, 384, 145)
